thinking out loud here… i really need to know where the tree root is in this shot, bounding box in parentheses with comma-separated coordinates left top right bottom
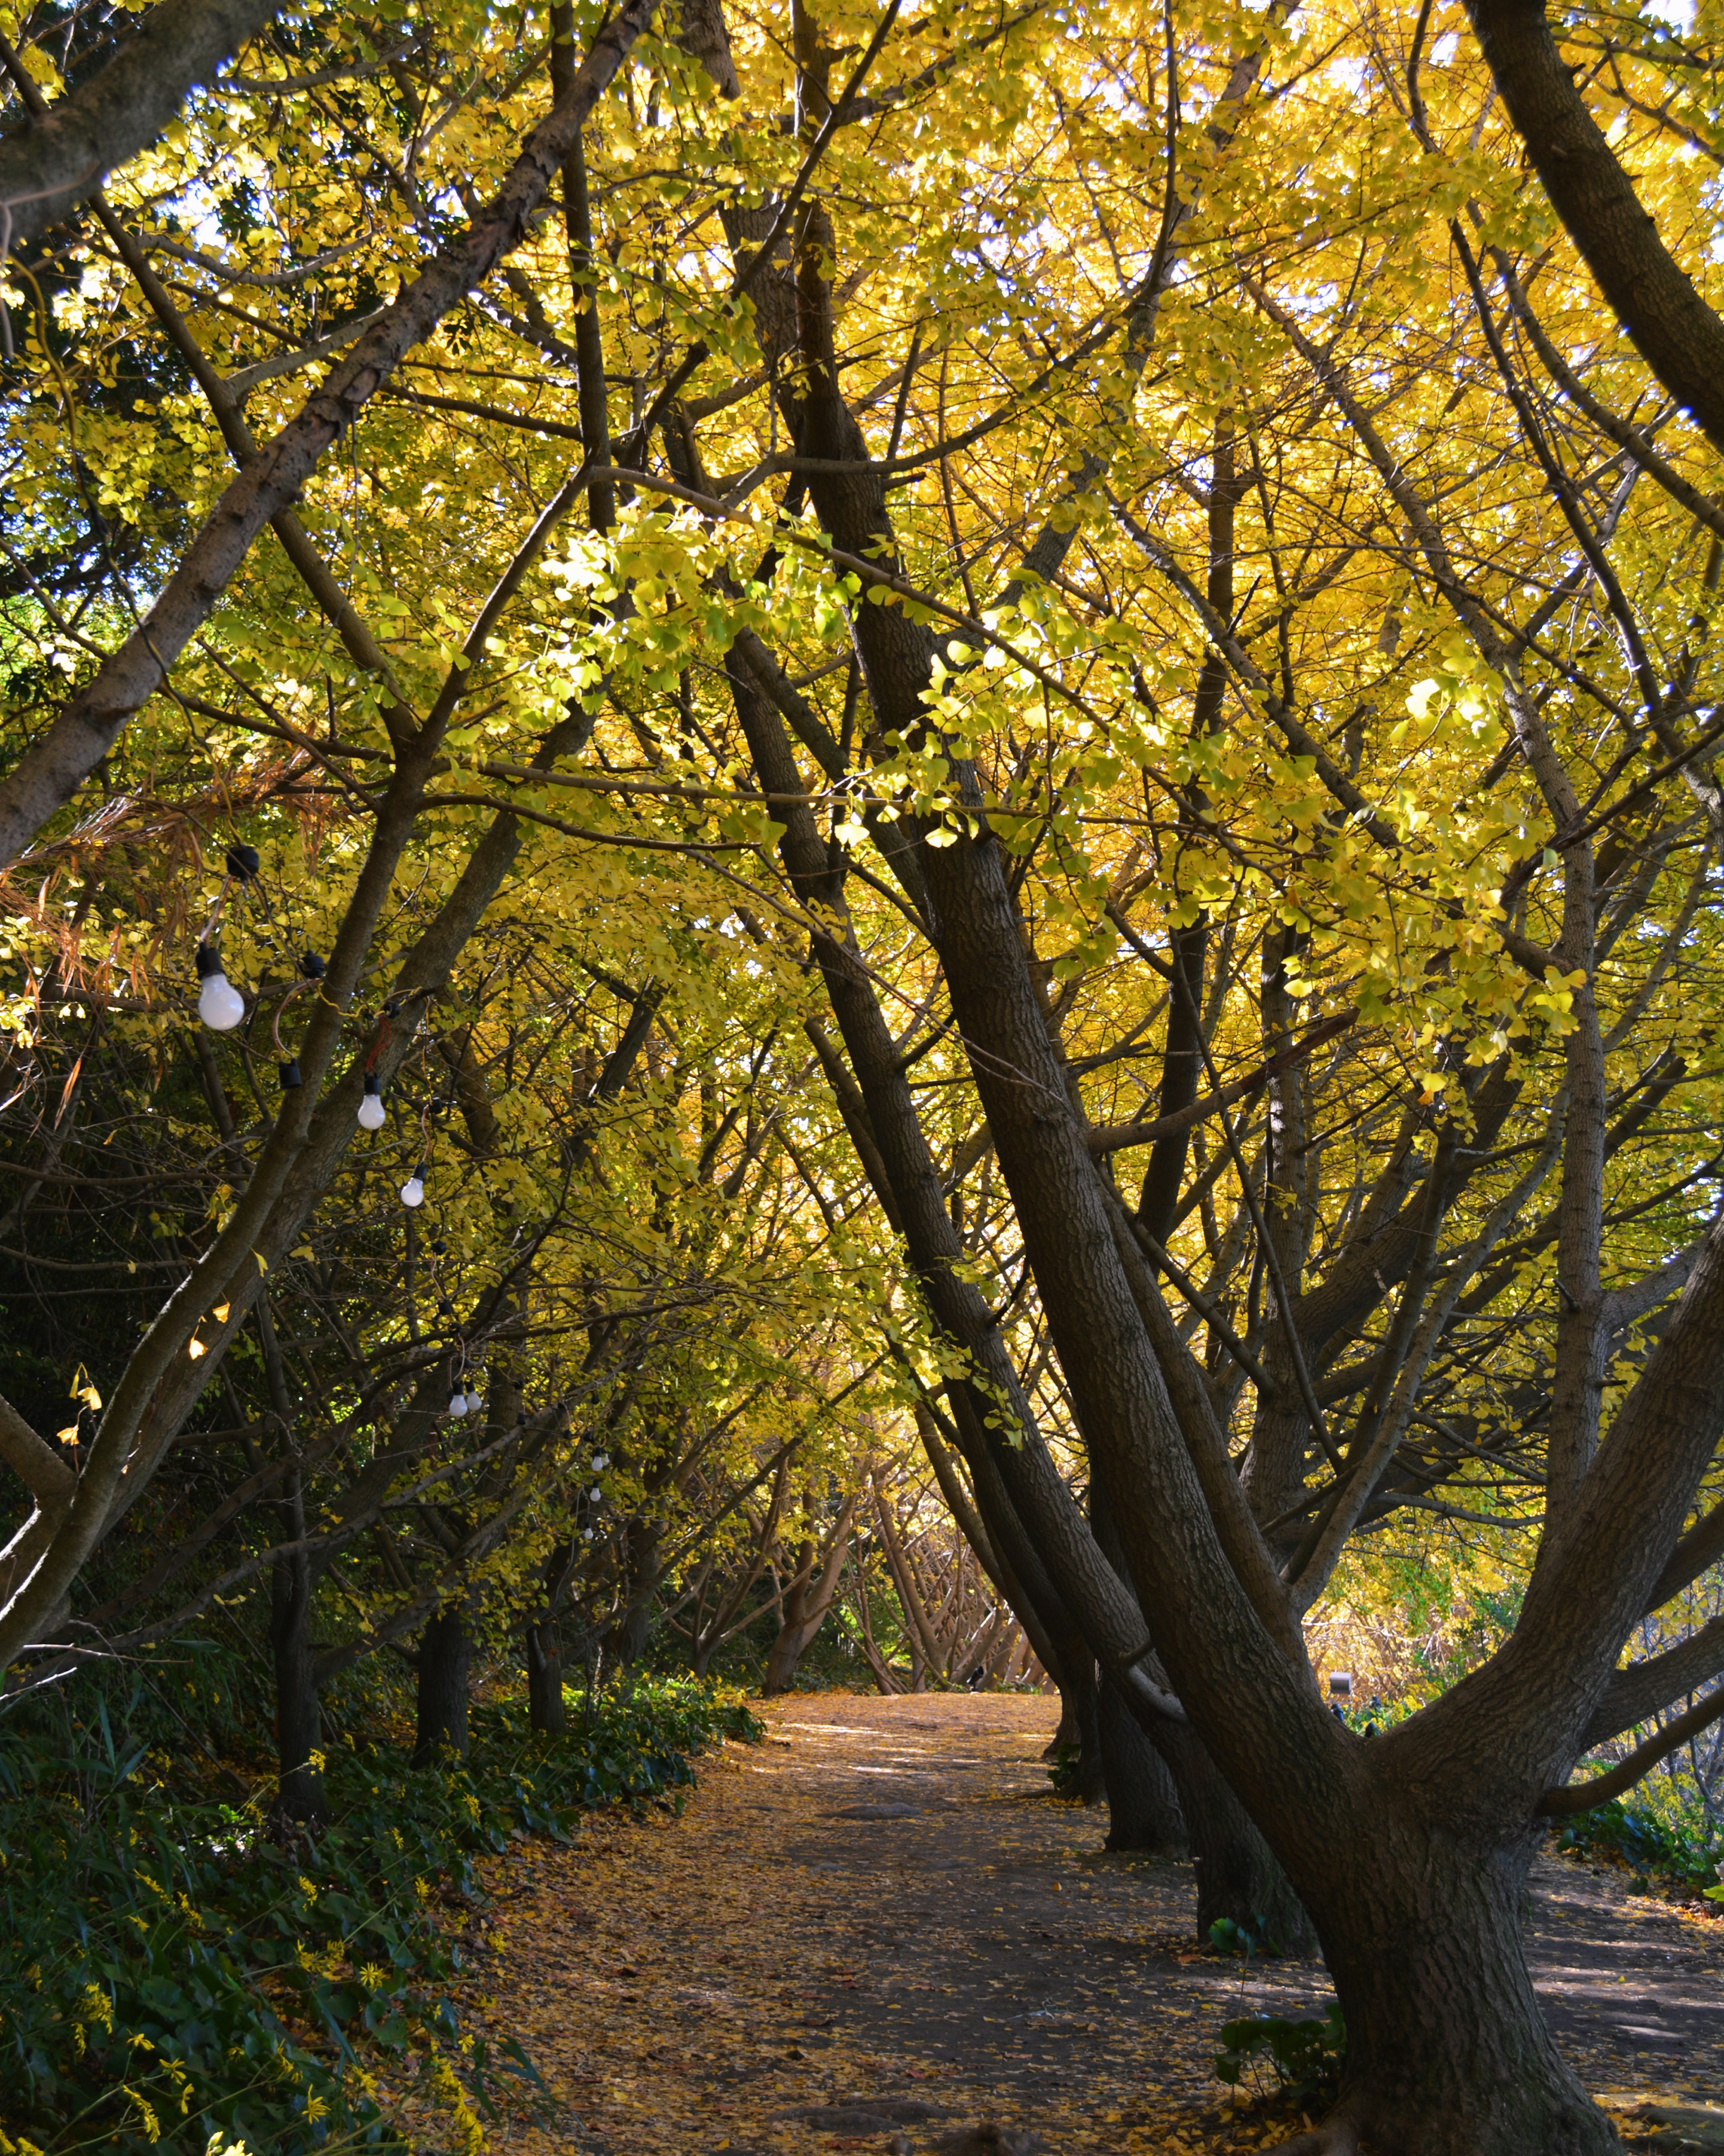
(1268, 2114, 1363, 2156)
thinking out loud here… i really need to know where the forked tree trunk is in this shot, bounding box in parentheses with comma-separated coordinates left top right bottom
(526, 1618, 565, 1733)
(413, 1605, 472, 1765)
(763, 1496, 859, 1693)
(1098, 1680, 1186, 1855)
(1290, 1825, 1616, 2156)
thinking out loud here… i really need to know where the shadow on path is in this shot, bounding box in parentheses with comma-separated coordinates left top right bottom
(472, 1691, 1724, 2155)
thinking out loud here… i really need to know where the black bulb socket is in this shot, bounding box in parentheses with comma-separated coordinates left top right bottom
(225, 842, 261, 882)
(279, 1058, 302, 1091)
(299, 952, 325, 980)
(363, 1071, 381, 1097)
(195, 943, 223, 980)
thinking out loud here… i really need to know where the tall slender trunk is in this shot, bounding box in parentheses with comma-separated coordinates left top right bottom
(1059, 1653, 1106, 1803)
(271, 1535, 322, 1827)
(413, 1605, 472, 1765)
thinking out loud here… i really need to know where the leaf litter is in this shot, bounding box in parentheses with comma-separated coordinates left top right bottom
(423, 1694, 1724, 2154)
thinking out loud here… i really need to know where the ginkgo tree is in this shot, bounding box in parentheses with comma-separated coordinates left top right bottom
(3, 0, 1724, 2147)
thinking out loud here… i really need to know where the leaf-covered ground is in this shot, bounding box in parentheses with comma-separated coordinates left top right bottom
(454, 1693, 1724, 2153)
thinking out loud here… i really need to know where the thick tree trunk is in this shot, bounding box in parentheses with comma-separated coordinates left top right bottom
(1098, 1679, 1186, 1855)
(271, 1543, 322, 1827)
(526, 1618, 565, 1733)
(412, 1605, 472, 1765)
(1292, 1827, 1617, 2156)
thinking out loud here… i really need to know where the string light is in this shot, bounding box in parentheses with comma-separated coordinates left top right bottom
(357, 1073, 386, 1131)
(448, 1388, 468, 1417)
(273, 953, 325, 1091)
(400, 1164, 427, 1208)
(195, 944, 245, 1032)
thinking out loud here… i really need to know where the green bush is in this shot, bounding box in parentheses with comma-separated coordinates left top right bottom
(1551, 1793, 1724, 1895)
(0, 1669, 759, 2154)
(1214, 2003, 1346, 2104)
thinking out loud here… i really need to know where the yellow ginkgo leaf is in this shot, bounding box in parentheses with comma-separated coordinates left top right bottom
(212, 1302, 230, 1323)
(188, 1339, 207, 1361)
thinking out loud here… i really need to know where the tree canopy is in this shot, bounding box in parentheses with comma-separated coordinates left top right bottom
(2, 0, 1723, 2146)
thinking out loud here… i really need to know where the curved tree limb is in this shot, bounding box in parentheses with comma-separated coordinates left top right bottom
(1542, 1681, 1724, 1814)
(1465, 0, 1724, 454)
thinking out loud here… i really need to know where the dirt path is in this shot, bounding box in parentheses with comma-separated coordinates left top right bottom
(471, 1693, 1724, 2154)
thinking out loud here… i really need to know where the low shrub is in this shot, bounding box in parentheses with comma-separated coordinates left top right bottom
(1551, 1794, 1724, 1897)
(0, 1670, 758, 2155)
(1214, 2003, 1346, 2105)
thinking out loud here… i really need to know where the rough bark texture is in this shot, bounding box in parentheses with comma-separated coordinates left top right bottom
(1098, 1680, 1187, 1854)
(0, 0, 282, 248)
(1301, 1827, 1619, 2156)
(1464, 0, 1724, 455)
(412, 1607, 472, 1765)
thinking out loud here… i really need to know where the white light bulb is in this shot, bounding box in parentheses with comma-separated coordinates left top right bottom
(589, 1484, 603, 1502)
(357, 1093, 386, 1131)
(464, 1391, 484, 1415)
(198, 972, 245, 1032)
(582, 1528, 595, 1542)
(591, 1452, 609, 1470)
(400, 1177, 425, 1208)
(448, 1391, 468, 1417)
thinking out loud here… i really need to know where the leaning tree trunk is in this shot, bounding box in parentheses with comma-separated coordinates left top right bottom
(413, 1605, 472, 1766)
(1098, 1679, 1186, 1855)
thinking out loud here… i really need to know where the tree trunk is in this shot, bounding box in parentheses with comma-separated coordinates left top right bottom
(1098, 1678, 1186, 1855)
(1155, 1717, 1314, 1949)
(413, 1605, 472, 1765)
(763, 1495, 859, 1693)
(526, 1617, 565, 1733)
(1293, 1826, 1618, 2156)
(612, 1518, 661, 1665)
(271, 1541, 323, 1827)
(1057, 1653, 1107, 1803)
